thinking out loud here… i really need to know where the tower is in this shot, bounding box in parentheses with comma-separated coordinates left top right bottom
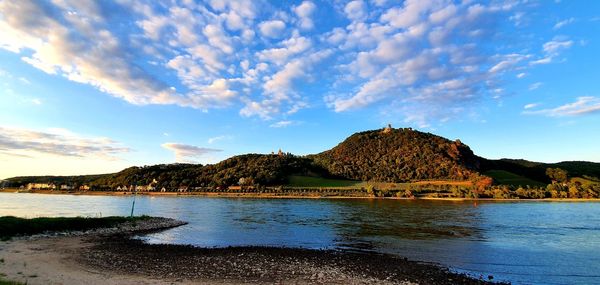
(382, 124, 392, 134)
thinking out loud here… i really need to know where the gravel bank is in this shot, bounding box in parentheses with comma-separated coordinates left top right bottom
(81, 236, 502, 284)
(1, 217, 504, 284)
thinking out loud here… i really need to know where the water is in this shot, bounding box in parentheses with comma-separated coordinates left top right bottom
(1, 193, 599, 285)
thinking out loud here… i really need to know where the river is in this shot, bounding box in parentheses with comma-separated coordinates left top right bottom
(1, 192, 598, 284)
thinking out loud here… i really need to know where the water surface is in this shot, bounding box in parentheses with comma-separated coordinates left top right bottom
(1, 193, 599, 285)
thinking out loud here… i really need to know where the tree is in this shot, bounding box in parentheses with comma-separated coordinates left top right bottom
(366, 184, 375, 197)
(546, 168, 568, 183)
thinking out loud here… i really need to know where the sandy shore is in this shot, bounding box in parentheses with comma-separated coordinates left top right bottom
(0, 217, 501, 285)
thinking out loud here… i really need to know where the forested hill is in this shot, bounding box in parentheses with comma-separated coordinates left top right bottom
(310, 127, 482, 182)
(4, 154, 329, 189)
(480, 158, 600, 184)
(3, 127, 600, 189)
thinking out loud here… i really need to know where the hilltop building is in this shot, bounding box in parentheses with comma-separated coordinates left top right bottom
(382, 124, 393, 134)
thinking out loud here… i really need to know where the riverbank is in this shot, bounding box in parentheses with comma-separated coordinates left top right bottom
(1, 188, 598, 202)
(0, 217, 501, 285)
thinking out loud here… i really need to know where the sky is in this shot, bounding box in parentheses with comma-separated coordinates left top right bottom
(1, 0, 599, 179)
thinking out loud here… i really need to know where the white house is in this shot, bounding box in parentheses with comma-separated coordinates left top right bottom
(60, 185, 74, 190)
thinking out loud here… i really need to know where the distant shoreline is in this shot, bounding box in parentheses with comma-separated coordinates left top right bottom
(1, 188, 598, 202)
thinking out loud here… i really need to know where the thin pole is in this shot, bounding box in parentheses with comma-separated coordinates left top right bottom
(130, 178, 137, 218)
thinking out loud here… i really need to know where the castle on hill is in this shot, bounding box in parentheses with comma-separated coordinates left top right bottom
(382, 124, 393, 134)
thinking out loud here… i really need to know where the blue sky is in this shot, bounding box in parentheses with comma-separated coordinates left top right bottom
(1, 0, 599, 178)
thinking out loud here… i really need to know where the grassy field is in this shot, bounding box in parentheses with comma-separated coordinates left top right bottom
(286, 175, 473, 190)
(0, 278, 24, 285)
(0, 216, 149, 240)
(484, 170, 546, 187)
(412, 180, 473, 186)
(571, 177, 600, 186)
(286, 175, 362, 187)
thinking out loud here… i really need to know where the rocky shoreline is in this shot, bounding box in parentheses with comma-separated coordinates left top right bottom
(82, 237, 502, 284)
(10, 217, 188, 240)
(1, 217, 505, 284)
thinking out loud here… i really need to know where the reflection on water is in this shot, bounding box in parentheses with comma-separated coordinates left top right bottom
(1, 193, 599, 285)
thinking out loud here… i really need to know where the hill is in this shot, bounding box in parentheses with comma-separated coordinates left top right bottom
(4, 174, 110, 187)
(310, 127, 482, 182)
(3, 126, 599, 191)
(4, 154, 330, 190)
(192, 154, 329, 187)
(480, 159, 600, 186)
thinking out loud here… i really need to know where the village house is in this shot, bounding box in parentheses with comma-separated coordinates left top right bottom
(60, 184, 74, 190)
(26, 183, 54, 190)
(79, 185, 90, 191)
(178, 186, 189, 192)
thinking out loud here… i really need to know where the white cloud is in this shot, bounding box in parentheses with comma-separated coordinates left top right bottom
(530, 57, 552, 65)
(161, 143, 221, 163)
(524, 97, 600, 117)
(293, 1, 316, 30)
(138, 14, 169, 40)
(207, 135, 232, 144)
(31, 98, 42, 105)
(209, 0, 257, 20)
(259, 20, 286, 38)
(256, 34, 312, 65)
(324, 0, 529, 124)
(553, 18, 575, 29)
(241, 50, 331, 119)
(530, 38, 573, 65)
(223, 11, 245, 31)
(0, 1, 577, 126)
(509, 12, 526, 27)
(266, 50, 331, 96)
(380, 0, 444, 29)
(0, 126, 130, 159)
(524, 103, 539, 109)
(344, 0, 367, 22)
(0, 1, 190, 108)
(429, 5, 457, 24)
(269, 120, 299, 128)
(543, 39, 573, 55)
(203, 24, 234, 54)
(528, 82, 542, 90)
(18, 77, 30, 84)
(489, 54, 530, 74)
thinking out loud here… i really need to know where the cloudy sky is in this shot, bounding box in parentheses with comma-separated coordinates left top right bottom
(1, 0, 599, 178)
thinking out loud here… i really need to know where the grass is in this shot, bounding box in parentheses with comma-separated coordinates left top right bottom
(286, 175, 362, 187)
(0, 215, 150, 240)
(571, 177, 600, 186)
(286, 175, 473, 191)
(484, 170, 546, 187)
(0, 278, 25, 285)
(412, 180, 473, 186)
